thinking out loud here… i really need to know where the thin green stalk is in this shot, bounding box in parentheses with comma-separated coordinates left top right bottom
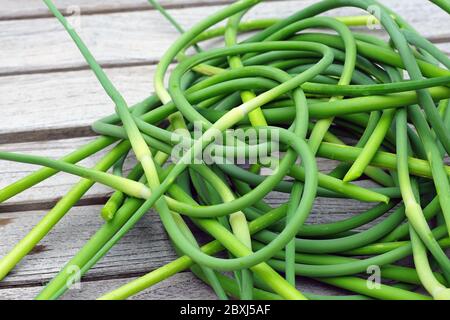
(0, 141, 130, 281)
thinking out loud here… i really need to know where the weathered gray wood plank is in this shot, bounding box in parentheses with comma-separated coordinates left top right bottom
(0, 203, 357, 298)
(2, 50, 449, 143)
(0, 137, 360, 208)
(0, 272, 347, 300)
(0, 0, 245, 20)
(0, 273, 217, 300)
(0, 137, 120, 207)
(0, 0, 448, 76)
(0, 196, 380, 288)
(0, 0, 445, 300)
(0, 205, 179, 288)
(0, 137, 383, 296)
(0, 65, 157, 139)
(1, 2, 449, 141)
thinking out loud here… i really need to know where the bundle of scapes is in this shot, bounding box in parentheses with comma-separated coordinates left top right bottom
(0, 0, 450, 300)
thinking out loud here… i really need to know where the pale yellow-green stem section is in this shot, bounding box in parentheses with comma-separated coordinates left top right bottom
(223, 18, 261, 292)
(308, 96, 344, 155)
(154, 151, 169, 165)
(343, 108, 397, 182)
(197, 166, 252, 249)
(225, 13, 268, 127)
(179, 16, 389, 188)
(192, 16, 378, 43)
(410, 227, 450, 300)
(307, 19, 356, 155)
(163, 97, 254, 298)
(318, 142, 450, 178)
(178, 52, 225, 76)
(322, 127, 394, 185)
(337, 15, 379, 26)
(198, 218, 306, 300)
(168, 92, 253, 250)
(124, 122, 161, 191)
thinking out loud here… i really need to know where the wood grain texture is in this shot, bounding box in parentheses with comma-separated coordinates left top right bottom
(0, 137, 118, 207)
(0, 0, 448, 300)
(0, 65, 157, 139)
(0, 202, 375, 295)
(0, 168, 383, 291)
(0, 0, 247, 20)
(0, 139, 380, 291)
(1, 53, 449, 142)
(0, 0, 449, 143)
(0, 273, 217, 300)
(0, 0, 448, 75)
(0, 205, 178, 288)
(0, 136, 368, 208)
(0, 272, 346, 300)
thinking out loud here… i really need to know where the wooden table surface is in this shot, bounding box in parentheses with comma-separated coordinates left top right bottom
(0, 0, 449, 300)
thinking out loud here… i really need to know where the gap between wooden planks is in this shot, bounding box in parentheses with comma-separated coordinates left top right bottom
(0, 0, 449, 143)
(0, 0, 448, 76)
(0, 202, 373, 295)
(1, 0, 275, 20)
(0, 0, 446, 299)
(0, 136, 376, 208)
